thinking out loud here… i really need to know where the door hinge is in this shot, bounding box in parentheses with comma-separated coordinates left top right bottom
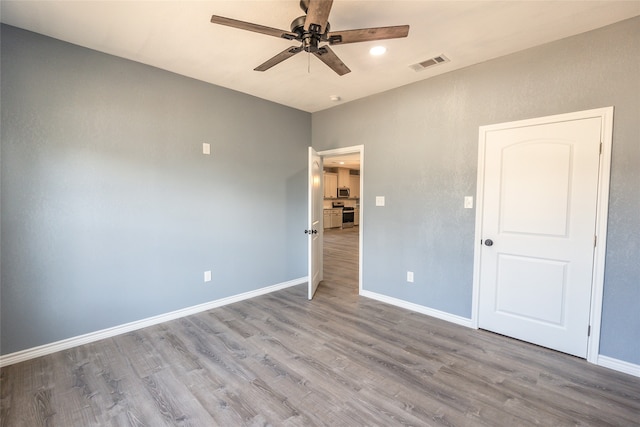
(599, 142, 603, 155)
(594, 235, 597, 247)
(588, 325, 591, 337)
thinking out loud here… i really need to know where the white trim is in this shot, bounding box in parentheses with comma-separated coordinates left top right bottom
(597, 355, 640, 378)
(471, 107, 614, 363)
(0, 277, 307, 367)
(362, 291, 640, 378)
(360, 291, 640, 379)
(586, 106, 614, 364)
(317, 145, 365, 157)
(361, 290, 473, 328)
(317, 145, 364, 296)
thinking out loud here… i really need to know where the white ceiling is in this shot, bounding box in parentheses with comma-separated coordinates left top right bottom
(324, 153, 361, 170)
(2, 1, 639, 113)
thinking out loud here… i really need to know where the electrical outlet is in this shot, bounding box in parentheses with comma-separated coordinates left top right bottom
(407, 271, 414, 283)
(464, 196, 473, 209)
(203, 143, 211, 155)
(204, 270, 212, 282)
(376, 196, 385, 206)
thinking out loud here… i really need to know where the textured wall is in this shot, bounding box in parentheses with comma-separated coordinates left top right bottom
(312, 17, 640, 364)
(1, 25, 311, 355)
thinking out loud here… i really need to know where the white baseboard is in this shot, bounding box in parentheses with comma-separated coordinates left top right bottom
(360, 290, 640, 379)
(360, 290, 474, 328)
(6, 280, 637, 379)
(598, 355, 640, 378)
(0, 276, 307, 368)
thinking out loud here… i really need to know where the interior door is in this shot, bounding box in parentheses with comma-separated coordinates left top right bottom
(308, 147, 323, 299)
(477, 116, 602, 358)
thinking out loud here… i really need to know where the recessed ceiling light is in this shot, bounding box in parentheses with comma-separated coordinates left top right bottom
(330, 95, 341, 102)
(370, 46, 387, 56)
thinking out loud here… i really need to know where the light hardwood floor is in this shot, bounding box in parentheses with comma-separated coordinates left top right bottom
(1, 226, 639, 426)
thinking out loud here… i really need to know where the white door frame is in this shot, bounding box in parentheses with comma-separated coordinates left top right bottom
(471, 107, 614, 364)
(317, 145, 364, 295)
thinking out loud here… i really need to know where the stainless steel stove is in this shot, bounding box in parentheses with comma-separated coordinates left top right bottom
(333, 201, 355, 228)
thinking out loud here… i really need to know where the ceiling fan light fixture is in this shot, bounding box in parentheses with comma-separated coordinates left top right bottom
(369, 46, 387, 56)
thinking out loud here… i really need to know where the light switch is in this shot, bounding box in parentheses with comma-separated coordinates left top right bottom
(376, 196, 385, 207)
(203, 143, 211, 155)
(464, 196, 474, 209)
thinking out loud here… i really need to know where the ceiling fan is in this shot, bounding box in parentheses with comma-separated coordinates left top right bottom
(210, 0, 410, 76)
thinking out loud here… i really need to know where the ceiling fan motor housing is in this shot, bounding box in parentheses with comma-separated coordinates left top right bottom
(291, 15, 329, 53)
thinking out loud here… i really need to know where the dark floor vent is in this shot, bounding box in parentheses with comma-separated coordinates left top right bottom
(410, 54, 449, 71)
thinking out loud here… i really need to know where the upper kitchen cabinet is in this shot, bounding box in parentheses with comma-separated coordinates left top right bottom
(324, 172, 337, 199)
(349, 175, 360, 199)
(337, 168, 350, 189)
(324, 154, 360, 198)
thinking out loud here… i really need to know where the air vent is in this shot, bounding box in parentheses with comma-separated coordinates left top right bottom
(410, 54, 450, 72)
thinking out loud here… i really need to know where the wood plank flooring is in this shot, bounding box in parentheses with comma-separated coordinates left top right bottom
(2, 226, 639, 426)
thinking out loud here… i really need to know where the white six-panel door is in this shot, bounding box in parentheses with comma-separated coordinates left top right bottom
(475, 112, 607, 358)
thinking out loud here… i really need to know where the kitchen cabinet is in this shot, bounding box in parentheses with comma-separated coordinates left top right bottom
(324, 208, 342, 229)
(324, 172, 337, 199)
(349, 175, 360, 199)
(331, 209, 343, 228)
(354, 207, 360, 226)
(337, 168, 350, 188)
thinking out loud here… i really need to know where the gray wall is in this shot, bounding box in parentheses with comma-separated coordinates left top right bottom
(2, 17, 638, 366)
(313, 17, 640, 365)
(1, 25, 311, 355)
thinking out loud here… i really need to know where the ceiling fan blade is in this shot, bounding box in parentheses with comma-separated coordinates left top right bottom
(313, 45, 351, 76)
(304, 0, 333, 33)
(211, 15, 298, 40)
(254, 46, 304, 72)
(326, 25, 410, 45)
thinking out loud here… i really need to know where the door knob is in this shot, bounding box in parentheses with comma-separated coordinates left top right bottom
(484, 239, 493, 247)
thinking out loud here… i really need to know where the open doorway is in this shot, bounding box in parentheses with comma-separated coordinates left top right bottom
(309, 145, 363, 298)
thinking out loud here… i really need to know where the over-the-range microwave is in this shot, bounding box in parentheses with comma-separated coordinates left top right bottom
(337, 187, 350, 198)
